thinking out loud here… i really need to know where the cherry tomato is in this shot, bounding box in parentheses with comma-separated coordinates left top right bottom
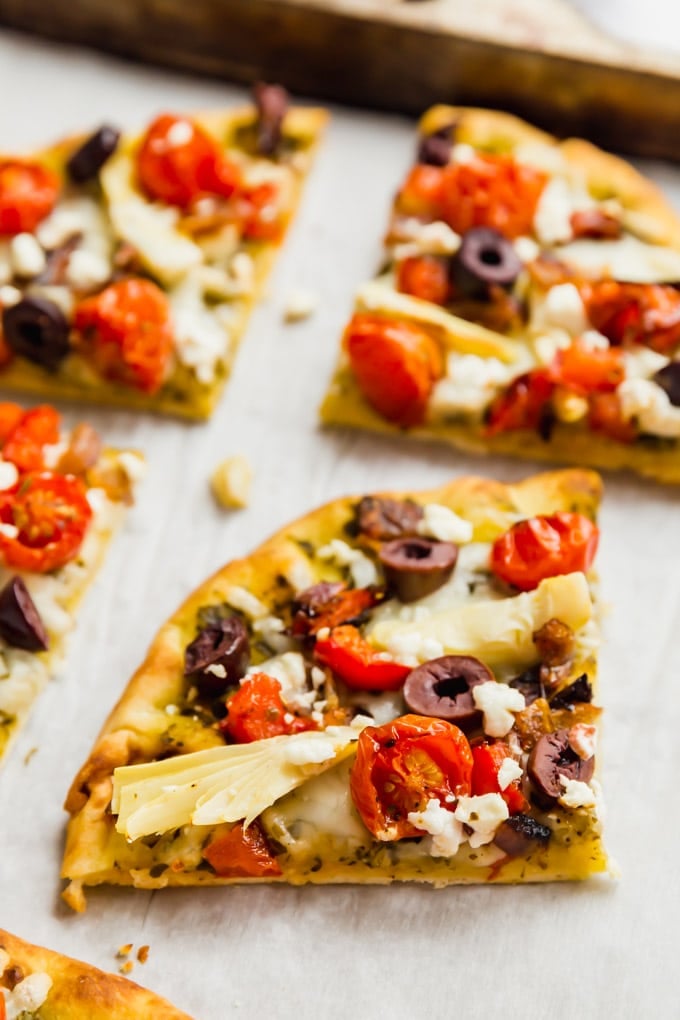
(396, 164, 446, 219)
(485, 368, 554, 437)
(292, 585, 378, 638)
(74, 278, 174, 394)
(583, 281, 680, 355)
(242, 181, 284, 242)
(0, 402, 25, 445)
(137, 113, 241, 208)
(0, 158, 60, 235)
(490, 512, 599, 591)
(555, 339, 625, 395)
(203, 822, 282, 878)
(439, 155, 546, 239)
(344, 313, 443, 427)
(349, 714, 473, 841)
(471, 741, 527, 814)
(569, 209, 621, 240)
(0, 472, 93, 573)
(2, 405, 61, 472)
(314, 625, 410, 692)
(588, 392, 636, 444)
(221, 673, 318, 744)
(396, 255, 451, 306)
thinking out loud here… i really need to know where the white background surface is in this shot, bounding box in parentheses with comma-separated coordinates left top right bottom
(0, 27, 678, 1020)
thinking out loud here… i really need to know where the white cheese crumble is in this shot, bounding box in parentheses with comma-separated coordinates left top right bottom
(496, 756, 523, 791)
(117, 451, 147, 484)
(66, 247, 111, 291)
(417, 503, 473, 544)
(384, 631, 444, 667)
(533, 177, 577, 246)
(166, 118, 194, 146)
(0, 459, 19, 491)
(536, 283, 588, 336)
(568, 723, 597, 761)
(558, 776, 597, 809)
(453, 793, 509, 847)
(248, 651, 315, 712)
(0, 523, 18, 539)
(450, 142, 476, 165)
(283, 288, 317, 323)
(316, 539, 378, 589)
(429, 352, 522, 416)
(579, 330, 610, 351)
(169, 270, 232, 385)
(10, 232, 46, 278)
(284, 734, 337, 766)
(407, 798, 464, 857)
(0, 284, 21, 307)
(472, 682, 526, 737)
(622, 347, 669, 380)
(390, 217, 461, 258)
(618, 377, 680, 438)
(3, 971, 53, 1019)
(533, 330, 571, 366)
(514, 235, 540, 263)
(226, 585, 269, 620)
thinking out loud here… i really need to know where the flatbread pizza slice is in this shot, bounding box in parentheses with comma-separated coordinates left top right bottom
(0, 86, 326, 418)
(321, 105, 680, 483)
(63, 468, 609, 911)
(0, 400, 143, 764)
(0, 929, 191, 1019)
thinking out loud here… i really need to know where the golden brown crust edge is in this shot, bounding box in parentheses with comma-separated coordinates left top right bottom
(0, 929, 193, 1020)
(62, 469, 602, 902)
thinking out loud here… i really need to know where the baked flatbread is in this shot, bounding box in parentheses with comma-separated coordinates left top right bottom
(63, 468, 609, 910)
(0, 929, 191, 1019)
(321, 106, 680, 483)
(0, 90, 326, 418)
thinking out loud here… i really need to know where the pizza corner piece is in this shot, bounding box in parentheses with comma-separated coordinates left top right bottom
(62, 467, 611, 912)
(0, 401, 143, 765)
(0, 85, 327, 419)
(320, 104, 680, 484)
(0, 928, 192, 1020)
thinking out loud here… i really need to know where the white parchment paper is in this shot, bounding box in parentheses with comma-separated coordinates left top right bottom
(0, 29, 678, 1020)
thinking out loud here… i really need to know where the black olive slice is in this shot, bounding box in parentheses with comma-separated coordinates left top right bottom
(355, 496, 424, 541)
(184, 616, 249, 696)
(527, 729, 595, 803)
(403, 655, 493, 729)
(253, 82, 289, 156)
(67, 125, 121, 183)
(0, 576, 49, 652)
(549, 673, 593, 709)
(509, 665, 545, 706)
(653, 362, 680, 407)
(493, 814, 552, 857)
(451, 226, 522, 299)
(379, 537, 458, 603)
(2, 297, 70, 370)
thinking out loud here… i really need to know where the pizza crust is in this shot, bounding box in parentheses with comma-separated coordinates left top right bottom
(62, 469, 605, 909)
(0, 929, 192, 1019)
(0, 106, 327, 419)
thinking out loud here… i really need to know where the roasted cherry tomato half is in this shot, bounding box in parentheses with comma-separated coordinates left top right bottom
(555, 339, 624, 395)
(588, 392, 637, 444)
(349, 714, 473, 841)
(0, 472, 93, 573)
(471, 741, 528, 814)
(344, 313, 443, 428)
(490, 512, 599, 591)
(1, 405, 61, 473)
(314, 624, 410, 691)
(203, 822, 282, 878)
(485, 368, 554, 437)
(74, 277, 174, 394)
(0, 402, 27, 445)
(583, 280, 680, 355)
(396, 255, 452, 306)
(221, 672, 318, 744)
(137, 113, 241, 209)
(0, 158, 60, 235)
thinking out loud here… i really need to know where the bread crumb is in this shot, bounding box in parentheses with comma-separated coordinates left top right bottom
(119, 960, 134, 975)
(283, 288, 317, 323)
(211, 455, 253, 509)
(137, 945, 150, 964)
(117, 944, 133, 958)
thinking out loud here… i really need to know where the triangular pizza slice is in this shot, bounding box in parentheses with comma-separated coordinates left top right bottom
(63, 469, 609, 910)
(0, 929, 191, 1019)
(0, 86, 326, 418)
(321, 106, 680, 483)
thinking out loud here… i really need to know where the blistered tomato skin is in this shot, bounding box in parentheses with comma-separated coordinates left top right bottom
(0, 472, 93, 574)
(471, 742, 528, 814)
(314, 625, 411, 691)
(490, 512, 599, 591)
(0, 159, 60, 235)
(137, 113, 241, 209)
(203, 822, 282, 878)
(350, 714, 473, 841)
(74, 278, 174, 394)
(221, 673, 318, 743)
(2, 405, 61, 473)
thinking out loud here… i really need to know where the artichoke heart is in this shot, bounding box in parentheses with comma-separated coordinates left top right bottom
(112, 724, 367, 842)
(367, 572, 593, 670)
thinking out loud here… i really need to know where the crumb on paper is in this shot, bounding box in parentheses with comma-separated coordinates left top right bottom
(116, 944, 133, 959)
(211, 455, 253, 509)
(119, 960, 134, 976)
(137, 945, 150, 965)
(23, 747, 38, 765)
(283, 287, 317, 323)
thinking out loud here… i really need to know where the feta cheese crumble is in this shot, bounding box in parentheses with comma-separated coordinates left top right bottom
(618, 377, 680, 438)
(10, 232, 46, 278)
(453, 793, 509, 847)
(407, 798, 464, 857)
(2, 971, 53, 1020)
(497, 756, 523, 790)
(558, 776, 597, 809)
(417, 503, 474, 544)
(283, 288, 317, 323)
(316, 539, 378, 589)
(472, 682, 526, 737)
